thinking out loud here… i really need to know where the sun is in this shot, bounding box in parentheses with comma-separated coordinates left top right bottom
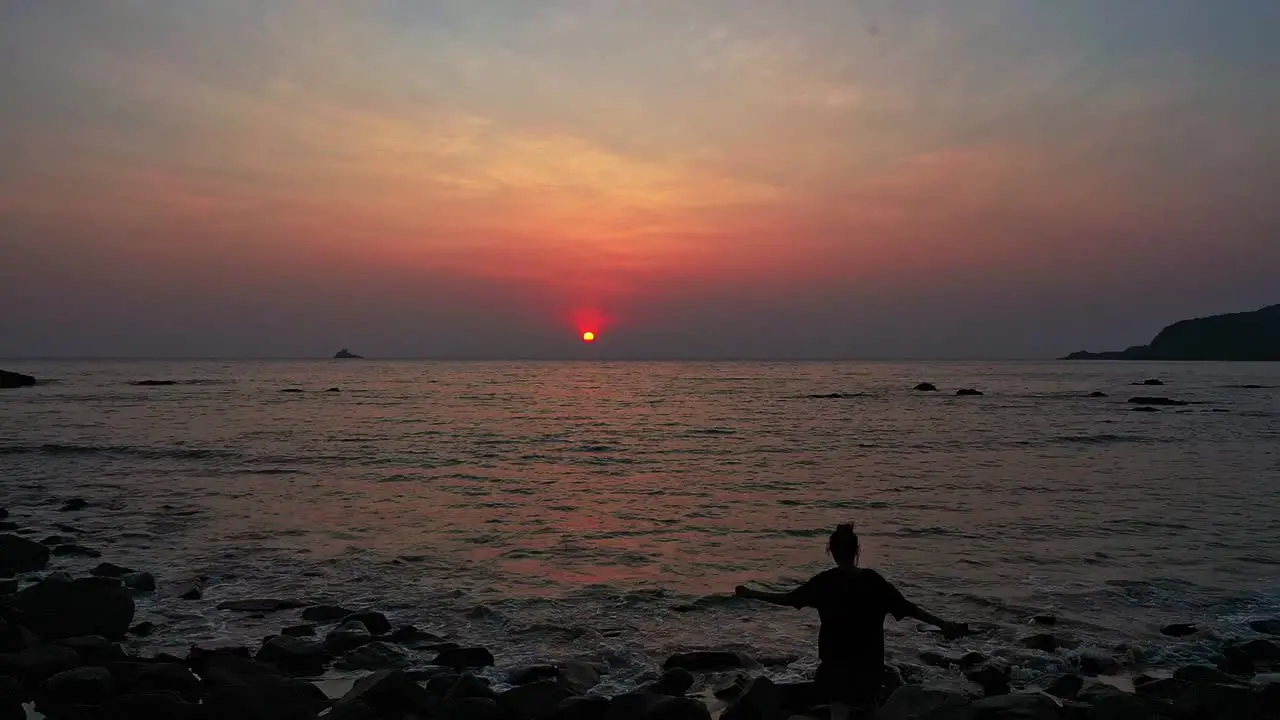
(581, 331, 596, 343)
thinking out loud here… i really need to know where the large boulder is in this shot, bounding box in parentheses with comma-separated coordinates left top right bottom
(336, 669, 437, 717)
(102, 693, 202, 720)
(434, 646, 495, 669)
(256, 635, 331, 676)
(325, 620, 374, 654)
(663, 650, 753, 672)
(132, 661, 203, 702)
(0, 534, 50, 573)
(875, 686, 969, 720)
(54, 635, 124, 665)
(343, 611, 392, 636)
(0, 371, 36, 389)
(43, 665, 115, 705)
(720, 676, 783, 720)
(642, 668, 694, 696)
(550, 696, 610, 720)
(557, 661, 603, 695)
(500, 679, 576, 720)
(12, 576, 134, 639)
(200, 653, 330, 720)
(1045, 674, 1083, 700)
(965, 661, 1011, 696)
(1160, 623, 1199, 638)
(0, 644, 81, 683)
(334, 641, 416, 671)
(969, 693, 1060, 719)
(605, 693, 710, 720)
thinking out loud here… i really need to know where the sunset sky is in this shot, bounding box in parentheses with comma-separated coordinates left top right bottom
(2, 1, 1278, 358)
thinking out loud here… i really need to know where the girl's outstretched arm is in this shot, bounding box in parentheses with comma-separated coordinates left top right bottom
(735, 585, 799, 607)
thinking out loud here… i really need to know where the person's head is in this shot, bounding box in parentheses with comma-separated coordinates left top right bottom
(828, 523, 860, 567)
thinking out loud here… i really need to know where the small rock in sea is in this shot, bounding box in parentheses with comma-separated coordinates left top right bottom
(1032, 614, 1057, 626)
(302, 604, 354, 623)
(444, 672, 496, 702)
(808, 393, 843, 399)
(0, 533, 51, 572)
(498, 679, 575, 719)
(915, 383, 938, 392)
(1021, 633, 1075, 653)
(959, 651, 987, 669)
(1251, 619, 1280, 636)
(40, 535, 68, 546)
(129, 621, 156, 637)
(52, 543, 102, 558)
(335, 641, 416, 672)
(508, 664, 559, 686)
(1161, 623, 1199, 637)
(955, 388, 984, 396)
(217, 598, 306, 612)
(557, 660, 604, 695)
(325, 620, 375, 654)
(1077, 647, 1120, 676)
(54, 524, 82, 534)
(91, 562, 137, 578)
(283, 624, 317, 638)
(434, 646, 495, 669)
(1045, 673, 1084, 699)
(0, 644, 81, 683)
(1132, 406, 1160, 412)
(1128, 396, 1188, 406)
(343, 610, 392, 636)
(1232, 638, 1280, 665)
(964, 661, 1011, 697)
(175, 578, 204, 600)
(59, 498, 89, 512)
(326, 387, 341, 393)
(1140, 378, 1165, 385)
(721, 676, 783, 720)
(643, 668, 695, 696)
(1089, 391, 1108, 397)
(0, 508, 6, 520)
(663, 650, 753, 672)
(281, 388, 305, 393)
(43, 665, 115, 705)
(121, 572, 156, 592)
(13, 576, 134, 640)
(388, 624, 443, 647)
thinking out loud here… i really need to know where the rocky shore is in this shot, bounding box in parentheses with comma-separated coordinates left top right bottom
(3, 503, 1279, 720)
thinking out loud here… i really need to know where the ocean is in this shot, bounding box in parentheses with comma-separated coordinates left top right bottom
(1, 359, 1277, 692)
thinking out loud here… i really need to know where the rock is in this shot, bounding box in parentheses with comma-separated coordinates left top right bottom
(808, 393, 844, 399)
(0, 523, 16, 532)
(509, 664, 559, 686)
(132, 379, 179, 386)
(965, 661, 1011, 696)
(643, 668, 695, 696)
(187, 643, 253, 664)
(876, 686, 969, 720)
(282, 624, 316, 638)
(914, 383, 938, 392)
(91, 562, 137, 578)
(960, 652, 988, 669)
(325, 701, 378, 720)
(444, 672, 496, 702)
(326, 387, 341, 393)
(103, 693, 202, 720)
(129, 621, 156, 636)
(199, 653, 329, 720)
(1021, 633, 1073, 653)
(343, 610, 392, 636)
(721, 676, 784, 720)
(434, 646, 495, 669)
(134, 662, 203, 701)
(325, 620, 374, 654)
(1089, 392, 1108, 398)
(1250, 619, 1280, 636)
(0, 579, 15, 596)
(59, 498, 89, 512)
(454, 697, 506, 720)
(13, 576, 134, 639)
(955, 388, 984, 396)
(500, 679, 576, 720)
(43, 665, 114, 705)
(123, 571, 156, 592)
(0, 534, 50, 572)
(388, 624, 442, 646)
(335, 641, 416, 671)
(605, 693, 710, 720)
(663, 650, 752, 672)
(1131, 406, 1160, 412)
(1161, 623, 1199, 637)
(0, 644, 81, 682)
(919, 650, 962, 668)
(1077, 647, 1120, 676)
(970, 693, 1060, 719)
(334, 349, 364, 359)
(301, 604, 354, 623)
(40, 535, 67, 546)
(336, 669, 436, 717)
(1139, 378, 1164, 385)
(176, 578, 204, 600)
(217, 598, 306, 612)
(1045, 674, 1083, 700)
(557, 661, 603, 695)
(1174, 664, 1240, 685)
(0, 370, 36, 389)
(55, 635, 123, 664)
(0, 676, 23, 719)
(1234, 638, 1280, 666)
(257, 635, 331, 676)
(1128, 396, 1187, 406)
(550, 696, 610, 720)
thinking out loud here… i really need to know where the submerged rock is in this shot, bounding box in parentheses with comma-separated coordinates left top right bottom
(176, 578, 204, 600)
(91, 562, 138, 578)
(52, 543, 101, 558)
(965, 661, 1011, 696)
(302, 604, 354, 622)
(914, 383, 938, 392)
(1045, 673, 1084, 699)
(955, 388, 984, 396)
(0, 534, 50, 573)
(1161, 623, 1199, 637)
(282, 624, 316, 638)
(131, 380, 178, 386)
(123, 571, 156, 592)
(59, 498, 89, 512)
(1250, 619, 1280, 636)
(13, 576, 134, 639)
(1089, 391, 1108, 397)
(557, 661, 604, 695)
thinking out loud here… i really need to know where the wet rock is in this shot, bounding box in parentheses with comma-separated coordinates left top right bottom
(919, 650, 962, 668)
(336, 669, 437, 717)
(434, 646, 495, 669)
(187, 643, 252, 664)
(91, 562, 137, 578)
(1250, 619, 1280, 636)
(282, 624, 316, 638)
(1021, 633, 1074, 653)
(1045, 673, 1083, 699)
(500, 679, 576, 720)
(40, 536, 67, 546)
(0, 523, 17, 532)
(0, 370, 36, 389)
(1077, 647, 1120, 676)
(1131, 406, 1160, 412)
(1175, 664, 1240, 685)
(326, 700, 378, 720)
(129, 621, 156, 637)
(43, 665, 114, 705)
(176, 578, 204, 600)
(217, 598, 306, 612)
(325, 620, 374, 654)
(605, 693, 710, 720)
(1234, 638, 1280, 666)
(388, 624, 442, 646)
(721, 676, 783, 720)
(0, 579, 15, 596)
(509, 664, 559, 686)
(103, 692, 203, 720)
(1089, 391, 1108, 397)
(557, 661, 603, 695)
(454, 697, 506, 720)
(876, 686, 969, 720)
(663, 650, 752, 672)
(0, 676, 23, 718)
(1139, 378, 1164, 386)
(550, 696, 610, 720)
(280, 388, 305, 393)
(123, 571, 156, 592)
(301, 604, 354, 623)
(965, 661, 1011, 696)
(914, 383, 938, 392)
(53, 524, 82, 534)
(55, 635, 123, 664)
(970, 693, 1060, 719)
(199, 653, 329, 720)
(257, 635, 332, 676)
(132, 380, 179, 386)
(1161, 623, 1198, 637)
(1128, 396, 1187, 406)
(955, 388, 984, 396)
(335, 641, 416, 671)
(643, 668, 695, 696)
(442, 672, 495, 701)
(135, 661, 203, 701)
(13, 576, 134, 639)
(59, 498, 89, 512)
(0, 534, 50, 573)
(343, 610, 392, 636)
(0, 644, 81, 682)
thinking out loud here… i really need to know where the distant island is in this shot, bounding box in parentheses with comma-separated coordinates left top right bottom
(1064, 304, 1280, 361)
(333, 348, 364, 359)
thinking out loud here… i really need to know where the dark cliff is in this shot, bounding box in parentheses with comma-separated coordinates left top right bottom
(1064, 305, 1280, 361)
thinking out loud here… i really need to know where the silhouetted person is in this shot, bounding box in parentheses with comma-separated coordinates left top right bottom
(735, 524, 966, 716)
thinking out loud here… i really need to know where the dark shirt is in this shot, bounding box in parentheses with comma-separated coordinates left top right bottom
(788, 567, 915, 669)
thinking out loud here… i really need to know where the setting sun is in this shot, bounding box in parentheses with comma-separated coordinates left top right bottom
(581, 331, 596, 343)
